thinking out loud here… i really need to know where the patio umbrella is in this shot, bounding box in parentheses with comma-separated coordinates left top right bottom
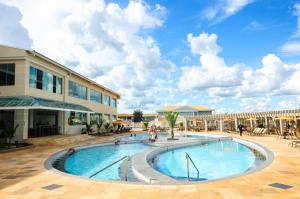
(276, 116, 294, 121)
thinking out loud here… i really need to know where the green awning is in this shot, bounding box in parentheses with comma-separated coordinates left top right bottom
(0, 96, 93, 113)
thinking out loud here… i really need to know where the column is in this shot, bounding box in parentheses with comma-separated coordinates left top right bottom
(14, 109, 29, 141)
(234, 118, 238, 131)
(250, 119, 253, 128)
(265, 116, 269, 130)
(184, 118, 188, 132)
(204, 120, 208, 132)
(279, 119, 283, 134)
(219, 119, 223, 132)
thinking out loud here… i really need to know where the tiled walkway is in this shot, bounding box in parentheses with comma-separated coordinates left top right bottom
(0, 132, 299, 199)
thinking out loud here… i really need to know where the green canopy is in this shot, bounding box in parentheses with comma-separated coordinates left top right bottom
(0, 96, 93, 113)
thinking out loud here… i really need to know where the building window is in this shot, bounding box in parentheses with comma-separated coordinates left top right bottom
(42, 71, 53, 92)
(67, 111, 87, 125)
(68, 80, 87, 100)
(111, 98, 117, 108)
(90, 113, 102, 124)
(103, 95, 110, 106)
(103, 114, 110, 121)
(90, 89, 101, 104)
(52, 76, 62, 94)
(29, 65, 62, 94)
(0, 63, 15, 86)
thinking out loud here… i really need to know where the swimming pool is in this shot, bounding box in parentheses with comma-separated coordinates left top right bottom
(153, 140, 265, 181)
(64, 143, 150, 180)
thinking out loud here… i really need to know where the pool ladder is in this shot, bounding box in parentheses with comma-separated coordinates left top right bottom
(186, 153, 199, 181)
(89, 155, 130, 181)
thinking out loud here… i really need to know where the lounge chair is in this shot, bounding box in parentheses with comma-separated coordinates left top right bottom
(289, 130, 300, 147)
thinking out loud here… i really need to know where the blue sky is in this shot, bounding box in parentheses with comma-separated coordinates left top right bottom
(1, 0, 300, 113)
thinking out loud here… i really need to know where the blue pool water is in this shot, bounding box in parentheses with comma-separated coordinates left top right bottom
(64, 143, 150, 180)
(154, 140, 257, 181)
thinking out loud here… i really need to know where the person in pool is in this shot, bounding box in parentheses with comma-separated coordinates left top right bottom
(149, 125, 157, 141)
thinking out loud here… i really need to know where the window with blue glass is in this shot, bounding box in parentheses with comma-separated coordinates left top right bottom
(111, 98, 117, 108)
(42, 71, 53, 92)
(0, 63, 15, 86)
(103, 95, 110, 106)
(68, 80, 87, 100)
(90, 89, 101, 103)
(29, 65, 62, 94)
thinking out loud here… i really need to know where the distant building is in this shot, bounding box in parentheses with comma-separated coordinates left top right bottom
(118, 113, 157, 123)
(157, 105, 213, 117)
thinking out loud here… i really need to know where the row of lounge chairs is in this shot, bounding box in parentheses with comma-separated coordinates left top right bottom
(248, 128, 268, 136)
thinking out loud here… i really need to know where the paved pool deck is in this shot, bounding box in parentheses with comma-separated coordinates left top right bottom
(0, 132, 300, 199)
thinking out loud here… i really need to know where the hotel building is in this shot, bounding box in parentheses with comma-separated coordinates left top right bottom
(0, 45, 120, 141)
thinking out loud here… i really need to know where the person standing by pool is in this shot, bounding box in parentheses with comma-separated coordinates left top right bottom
(238, 124, 244, 136)
(149, 125, 157, 142)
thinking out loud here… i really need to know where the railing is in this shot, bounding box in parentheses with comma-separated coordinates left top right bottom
(185, 153, 199, 181)
(89, 156, 130, 180)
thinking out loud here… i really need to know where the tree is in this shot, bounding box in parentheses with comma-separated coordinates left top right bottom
(96, 118, 106, 133)
(165, 112, 179, 140)
(133, 109, 143, 123)
(143, 121, 149, 130)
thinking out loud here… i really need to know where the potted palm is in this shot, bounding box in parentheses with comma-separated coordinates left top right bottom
(165, 112, 179, 140)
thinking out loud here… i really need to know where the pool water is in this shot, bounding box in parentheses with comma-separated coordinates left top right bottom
(64, 143, 150, 180)
(154, 140, 257, 181)
(120, 133, 168, 141)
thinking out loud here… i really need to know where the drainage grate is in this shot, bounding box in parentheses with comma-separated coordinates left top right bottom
(42, 184, 63, 190)
(269, 183, 293, 190)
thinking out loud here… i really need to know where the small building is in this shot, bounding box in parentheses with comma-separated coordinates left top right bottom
(118, 113, 157, 123)
(0, 45, 120, 142)
(157, 105, 213, 117)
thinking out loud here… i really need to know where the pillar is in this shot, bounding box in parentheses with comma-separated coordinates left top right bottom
(184, 118, 188, 132)
(279, 119, 283, 134)
(14, 109, 29, 141)
(250, 119, 253, 128)
(234, 118, 238, 131)
(265, 116, 269, 130)
(204, 120, 208, 132)
(219, 119, 223, 132)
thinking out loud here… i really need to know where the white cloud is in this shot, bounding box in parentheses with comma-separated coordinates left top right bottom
(179, 33, 244, 91)
(280, 41, 300, 56)
(179, 32, 300, 106)
(278, 96, 300, 109)
(279, 3, 300, 56)
(0, 2, 32, 48)
(240, 97, 271, 112)
(2, 0, 174, 112)
(203, 0, 253, 23)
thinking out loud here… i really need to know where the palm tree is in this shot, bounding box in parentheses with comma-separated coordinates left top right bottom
(165, 112, 179, 139)
(143, 121, 149, 130)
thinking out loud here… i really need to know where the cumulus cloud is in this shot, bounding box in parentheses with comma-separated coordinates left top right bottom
(179, 32, 300, 108)
(179, 33, 244, 91)
(203, 0, 253, 23)
(240, 97, 271, 112)
(3, 0, 174, 112)
(0, 2, 32, 48)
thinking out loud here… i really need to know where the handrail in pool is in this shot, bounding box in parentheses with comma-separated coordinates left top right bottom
(89, 156, 130, 179)
(186, 153, 199, 181)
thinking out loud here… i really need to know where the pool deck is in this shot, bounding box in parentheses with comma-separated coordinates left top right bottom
(0, 132, 300, 199)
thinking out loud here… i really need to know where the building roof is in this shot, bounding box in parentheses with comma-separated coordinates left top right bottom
(0, 96, 93, 113)
(157, 105, 212, 112)
(0, 44, 120, 99)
